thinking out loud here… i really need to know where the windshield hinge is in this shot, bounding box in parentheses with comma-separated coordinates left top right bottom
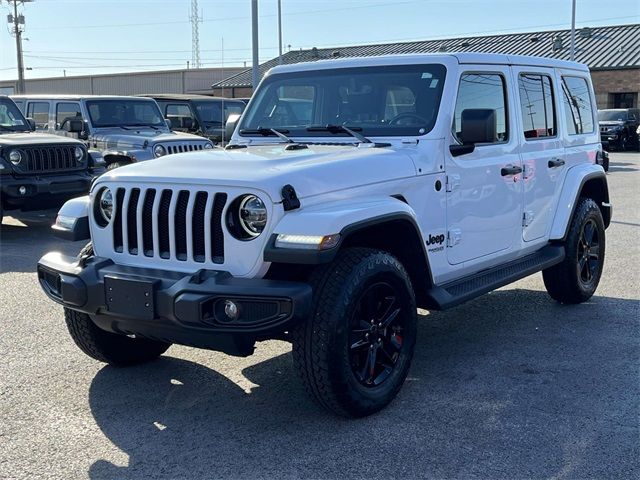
(281, 184, 300, 211)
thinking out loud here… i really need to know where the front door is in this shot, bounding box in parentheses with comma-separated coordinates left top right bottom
(445, 67, 523, 265)
(512, 67, 566, 242)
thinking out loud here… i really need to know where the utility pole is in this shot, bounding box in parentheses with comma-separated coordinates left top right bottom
(570, 0, 576, 61)
(6, 0, 32, 94)
(277, 0, 283, 65)
(251, 0, 259, 91)
(190, 0, 202, 68)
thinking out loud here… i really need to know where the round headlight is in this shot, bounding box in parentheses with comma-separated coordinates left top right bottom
(9, 150, 22, 165)
(238, 195, 267, 237)
(74, 146, 84, 162)
(204, 143, 214, 149)
(99, 188, 113, 223)
(154, 144, 166, 157)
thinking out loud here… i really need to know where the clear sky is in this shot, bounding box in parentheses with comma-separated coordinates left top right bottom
(1, 0, 638, 81)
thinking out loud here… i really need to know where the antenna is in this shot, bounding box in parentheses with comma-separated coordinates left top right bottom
(190, 0, 202, 68)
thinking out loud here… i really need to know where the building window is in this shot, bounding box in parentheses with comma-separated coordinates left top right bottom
(611, 92, 637, 109)
(561, 76, 594, 135)
(518, 74, 556, 139)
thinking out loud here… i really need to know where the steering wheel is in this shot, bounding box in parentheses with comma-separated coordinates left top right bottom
(388, 112, 428, 126)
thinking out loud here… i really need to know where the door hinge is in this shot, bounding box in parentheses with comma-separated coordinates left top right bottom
(447, 228, 462, 247)
(446, 174, 460, 192)
(523, 211, 534, 227)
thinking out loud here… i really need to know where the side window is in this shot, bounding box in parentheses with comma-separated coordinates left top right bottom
(55, 102, 82, 130)
(26, 102, 50, 130)
(166, 104, 193, 118)
(453, 73, 508, 144)
(518, 74, 556, 139)
(561, 76, 594, 135)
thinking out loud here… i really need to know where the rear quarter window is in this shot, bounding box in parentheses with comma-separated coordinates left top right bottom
(561, 76, 594, 135)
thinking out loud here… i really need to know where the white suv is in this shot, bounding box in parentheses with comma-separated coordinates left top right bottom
(38, 53, 611, 417)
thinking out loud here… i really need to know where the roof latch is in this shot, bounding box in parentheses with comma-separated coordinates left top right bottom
(281, 184, 301, 211)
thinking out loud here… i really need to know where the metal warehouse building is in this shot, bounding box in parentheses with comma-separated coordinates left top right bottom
(0, 66, 245, 96)
(212, 23, 640, 109)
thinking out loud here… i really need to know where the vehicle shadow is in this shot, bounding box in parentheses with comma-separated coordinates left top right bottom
(87, 288, 639, 479)
(0, 214, 84, 273)
(608, 161, 639, 173)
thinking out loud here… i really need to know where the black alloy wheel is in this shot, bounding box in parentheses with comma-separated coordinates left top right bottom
(349, 281, 407, 387)
(577, 219, 601, 287)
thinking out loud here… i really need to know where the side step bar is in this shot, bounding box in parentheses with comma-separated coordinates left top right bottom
(425, 245, 565, 310)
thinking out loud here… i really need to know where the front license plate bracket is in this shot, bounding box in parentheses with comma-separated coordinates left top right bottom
(104, 275, 157, 320)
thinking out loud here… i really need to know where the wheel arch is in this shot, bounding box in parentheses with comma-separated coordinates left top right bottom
(103, 150, 136, 167)
(550, 166, 611, 241)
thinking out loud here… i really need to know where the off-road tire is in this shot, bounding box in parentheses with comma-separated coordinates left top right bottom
(291, 248, 417, 417)
(543, 198, 605, 304)
(64, 242, 171, 366)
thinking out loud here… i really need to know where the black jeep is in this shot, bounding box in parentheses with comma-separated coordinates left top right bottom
(0, 96, 91, 224)
(598, 108, 640, 151)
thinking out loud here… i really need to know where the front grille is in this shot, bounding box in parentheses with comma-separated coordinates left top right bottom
(165, 143, 207, 155)
(14, 145, 80, 173)
(111, 187, 227, 264)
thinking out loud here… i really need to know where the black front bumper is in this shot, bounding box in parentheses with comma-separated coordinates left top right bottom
(1, 171, 92, 211)
(37, 253, 312, 356)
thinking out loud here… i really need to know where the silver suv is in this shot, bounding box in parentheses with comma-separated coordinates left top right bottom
(12, 95, 214, 170)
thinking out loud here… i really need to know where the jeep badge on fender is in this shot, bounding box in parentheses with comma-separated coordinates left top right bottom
(37, 53, 611, 418)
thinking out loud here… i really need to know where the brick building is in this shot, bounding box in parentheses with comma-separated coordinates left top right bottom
(212, 23, 639, 109)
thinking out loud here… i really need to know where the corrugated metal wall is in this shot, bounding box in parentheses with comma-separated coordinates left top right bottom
(0, 67, 244, 96)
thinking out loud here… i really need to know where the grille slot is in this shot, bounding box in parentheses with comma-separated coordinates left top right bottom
(165, 144, 206, 155)
(110, 187, 227, 265)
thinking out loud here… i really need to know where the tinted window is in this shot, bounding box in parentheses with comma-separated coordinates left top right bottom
(26, 102, 50, 129)
(240, 64, 447, 137)
(86, 100, 164, 127)
(598, 110, 628, 122)
(166, 104, 193, 117)
(193, 101, 246, 126)
(518, 74, 556, 139)
(55, 102, 82, 128)
(454, 73, 508, 143)
(561, 76, 594, 135)
(0, 98, 30, 132)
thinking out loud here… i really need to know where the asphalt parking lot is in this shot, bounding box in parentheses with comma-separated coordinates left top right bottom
(1, 152, 638, 480)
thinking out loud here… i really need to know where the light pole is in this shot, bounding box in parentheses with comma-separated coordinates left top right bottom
(278, 0, 283, 65)
(570, 0, 576, 61)
(6, 0, 33, 94)
(251, 0, 259, 92)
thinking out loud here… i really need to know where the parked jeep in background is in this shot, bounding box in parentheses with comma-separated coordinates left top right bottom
(598, 108, 640, 151)
(141, 94, 245, 144)
(37, 53, 611, 417)
(12, 95, 214, 170)
(0, 96, 91, 224)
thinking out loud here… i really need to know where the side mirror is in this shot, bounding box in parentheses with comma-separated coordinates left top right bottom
(26, 117, 36, 131)
(460, 108, 497, 144)
(66, 118, 84, 133)
(224, 113, 242, 141)
(165, 118, 173, 130)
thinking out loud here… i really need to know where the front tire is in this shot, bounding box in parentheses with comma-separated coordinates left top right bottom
(292, 248, 417, 417)
(64, 242, 171, 366)
(543, 198, 605, 304)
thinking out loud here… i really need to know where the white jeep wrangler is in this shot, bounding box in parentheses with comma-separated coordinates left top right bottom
(38, 53, 611, 417)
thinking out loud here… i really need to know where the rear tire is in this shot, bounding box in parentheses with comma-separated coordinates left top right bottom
(64, 242, 171, 366)
(543, 198, 605, 304)
(292, 248, 417, 417)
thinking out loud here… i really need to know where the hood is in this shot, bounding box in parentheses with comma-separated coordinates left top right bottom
(0, 132, 83, 146)
(91, 128, 208, 149)
(98, 144, 418, 202)
(599, 120, 625, 127)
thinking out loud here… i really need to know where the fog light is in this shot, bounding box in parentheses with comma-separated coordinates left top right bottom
(18, 186, 26, 195)
(224, 300, 239, 320)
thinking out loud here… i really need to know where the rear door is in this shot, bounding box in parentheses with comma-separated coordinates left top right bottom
(512, 67, 565, 242)
(445, 66, 523, 265)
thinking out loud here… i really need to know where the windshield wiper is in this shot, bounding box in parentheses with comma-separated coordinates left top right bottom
(306, 124, 372, 144)
(239, 127, 290, 136)
(126, 123, 160, 130)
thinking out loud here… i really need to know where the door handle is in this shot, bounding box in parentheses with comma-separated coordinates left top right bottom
(501, 165, 523, 176)
(548, 158, 565, 168)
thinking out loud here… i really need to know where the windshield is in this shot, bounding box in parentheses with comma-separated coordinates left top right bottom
(0, 98, 30, 132)
(598, 110, 628, 122)
(239, 64, 447, 138)
(86, 99, 165, 128)
(193, 100, 245, 127)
